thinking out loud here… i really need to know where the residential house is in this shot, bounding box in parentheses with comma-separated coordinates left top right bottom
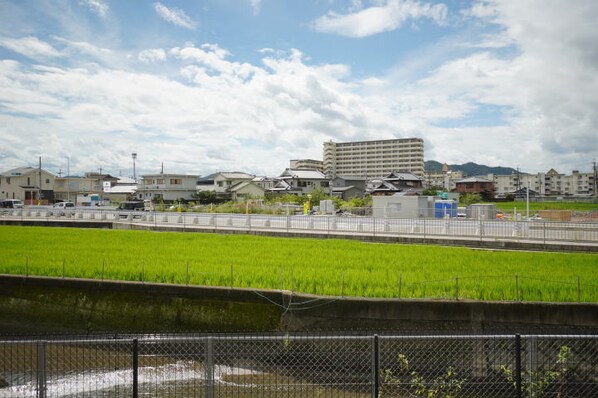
(330, 175, 367, 200)
(103, 176, 138, 203)
(454, 176, 494, 200)
(137, 173, 198, 203)
(54, 176, 103, 203)
(369, 171, 424, 196)
(269, 169, 329, 196)
(229, 181, 266, 201)
(213, 172, 255, 194)
(0, 167, 56, 204)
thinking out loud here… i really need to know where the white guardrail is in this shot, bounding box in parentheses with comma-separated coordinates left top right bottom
(2, 206, 598, 245)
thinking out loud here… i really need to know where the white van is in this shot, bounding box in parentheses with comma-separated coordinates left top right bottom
(0, 199, 24, 209)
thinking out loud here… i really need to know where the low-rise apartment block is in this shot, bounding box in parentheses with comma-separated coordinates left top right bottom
(137, 173, 198, 202)
(289, 159, 324, 172)
(493, 169, 596, 198)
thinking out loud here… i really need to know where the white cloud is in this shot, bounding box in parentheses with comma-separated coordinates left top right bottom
(53, 37, 113, 58)
(249, 0, 262, 16)
(153, 2, 197, 30)
(80, 0, 109, 18)
(138, 48, 167, 63)
(1, 1, 597, 177)
(0, 36, 62, 61)
(311, 0, 448, 38)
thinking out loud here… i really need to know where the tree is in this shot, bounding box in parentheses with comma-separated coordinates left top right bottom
(192, 191, 225, 205)
(459, 193, 481, 206)
(501, 345, 571, 398)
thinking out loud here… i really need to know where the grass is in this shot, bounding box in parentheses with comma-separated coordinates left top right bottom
(0, 226, 596, 302)
(491, 201, 598, 212)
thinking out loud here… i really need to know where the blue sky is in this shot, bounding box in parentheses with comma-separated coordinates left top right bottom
(0, 0, 597, 178)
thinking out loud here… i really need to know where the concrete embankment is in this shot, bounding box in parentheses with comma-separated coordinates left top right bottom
(0, 275, 596, 334)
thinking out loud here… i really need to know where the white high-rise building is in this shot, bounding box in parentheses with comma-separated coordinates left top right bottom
(323, 138, 424, 178)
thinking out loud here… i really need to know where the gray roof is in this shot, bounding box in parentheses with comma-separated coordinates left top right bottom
(280, 168, 327, 179)
(332, 185, 358, 192)
(456, 176, 493, 183)
(229, 181, 265, 192)
(385, 171, 423, 181)
(1, 167, 54, 177)
(216, 172, 255, 179)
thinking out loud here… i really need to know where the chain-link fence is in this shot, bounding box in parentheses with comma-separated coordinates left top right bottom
(1, 334, 596, 397)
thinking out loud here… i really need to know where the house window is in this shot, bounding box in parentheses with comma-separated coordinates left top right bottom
(157, 179, 165, 184)
(7, 178, 11, 184)
(46, 179, 50, 184)
(170, 179, 182, 185)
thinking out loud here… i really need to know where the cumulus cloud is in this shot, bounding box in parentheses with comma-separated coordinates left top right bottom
(1, 1, 597, 176)
(153, 2, 197, 30)
(311, 0, 448, 38)
(80, 0, 109, 18)
(138, 48, 167, 63)
(0, 36, 62, 61)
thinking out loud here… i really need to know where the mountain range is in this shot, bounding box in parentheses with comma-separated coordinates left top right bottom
(424, 161, 517, 176)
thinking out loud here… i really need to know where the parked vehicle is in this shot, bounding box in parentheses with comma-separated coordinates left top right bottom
(117, 201, 145, 219)
(0, 199, 24, 209)
(52, 201, 75, 216)
(53, 202, 75, 209)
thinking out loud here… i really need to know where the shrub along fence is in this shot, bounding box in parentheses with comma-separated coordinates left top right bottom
(0, 333, 596, 397)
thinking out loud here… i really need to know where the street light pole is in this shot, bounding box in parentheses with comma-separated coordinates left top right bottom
(132, 153, 137, 182)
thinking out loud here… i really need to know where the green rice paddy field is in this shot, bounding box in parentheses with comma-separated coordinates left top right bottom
(0, 226, 596, 302)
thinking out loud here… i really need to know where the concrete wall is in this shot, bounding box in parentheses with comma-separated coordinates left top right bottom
(0, 275, 595, 334)
(373, 196, 433, 218)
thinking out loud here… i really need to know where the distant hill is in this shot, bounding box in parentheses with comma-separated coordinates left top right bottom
(425, 161, 516, 176)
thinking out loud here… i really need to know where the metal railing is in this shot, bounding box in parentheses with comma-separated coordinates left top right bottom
(2, 207, 598, 246)
(1, 334, 596, 397)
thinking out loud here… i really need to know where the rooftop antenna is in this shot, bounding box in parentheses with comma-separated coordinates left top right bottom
(161, 162, 164, 174)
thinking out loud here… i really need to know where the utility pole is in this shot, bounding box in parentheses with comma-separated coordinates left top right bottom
(593, 159, 597, 198)
(38, 156, 42, 205)
(67, 156, 70, 202)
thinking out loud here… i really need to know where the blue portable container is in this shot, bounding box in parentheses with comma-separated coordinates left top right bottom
(434, 200, 457, 218)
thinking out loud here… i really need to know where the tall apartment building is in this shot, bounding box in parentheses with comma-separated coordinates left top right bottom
(323, 138, 424, 178)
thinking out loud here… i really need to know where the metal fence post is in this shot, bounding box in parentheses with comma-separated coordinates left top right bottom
(206, 337, 215, 398)
(515, 334, 522, 398)
(372, 334, 379, 398)
(132, 339, 139, 398)
(37, 341, 46, 398)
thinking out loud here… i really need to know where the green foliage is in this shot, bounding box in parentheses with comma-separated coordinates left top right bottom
(501, 345, 571, 398)
(459, 193, 482, 206)
(381, 354, 466, 398)
(1, 226, 596, 302)
(422, 186, 446, 196)
(192, 191, 225, 205)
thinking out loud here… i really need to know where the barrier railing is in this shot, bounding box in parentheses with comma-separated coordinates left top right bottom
(2, 206, 598, 245)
